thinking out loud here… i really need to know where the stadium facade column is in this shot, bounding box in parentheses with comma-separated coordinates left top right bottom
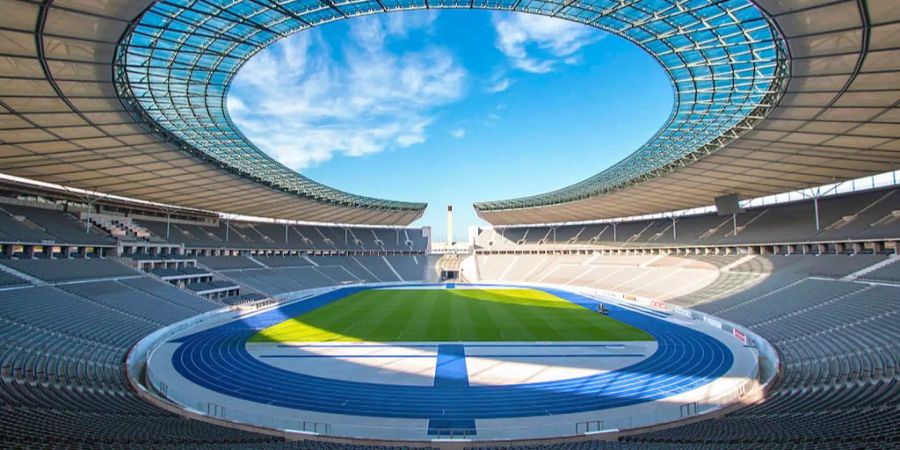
(165, 210, 172, 240)
(447, 205, 453, 245)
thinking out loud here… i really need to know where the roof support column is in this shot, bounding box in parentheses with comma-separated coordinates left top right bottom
(814, 196, 820, 231)
(804, 184, 839, 231)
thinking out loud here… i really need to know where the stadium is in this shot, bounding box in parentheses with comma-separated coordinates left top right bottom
(0, 0, 898, 449)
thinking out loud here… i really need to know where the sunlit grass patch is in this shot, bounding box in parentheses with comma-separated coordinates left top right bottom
(250, 288, 653, 343)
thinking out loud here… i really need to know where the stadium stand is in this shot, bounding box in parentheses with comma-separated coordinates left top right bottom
(614, 286, 900, 448)
(197, 255, 263, 270)
(351, 256, 401, 282)
(858, 259, 900, 284)
(273, 266, 340, 289)
(0, 286, 159, 348)
(475, 187, 900, 251)
(463, 251, 900, 449)
(0, 263, 351, 449)
(221, 269, 306, 295)
(133, 219, 428, 253)
(4, 244, 897, 449)
(59, 281, 199, 324)
(254, 256, 316, 267)
(220, 292, 269, 306)
(118, 277, 221, 312)
(1, 0, 898, 445)
(0, 270, 28, 289)
(0, 206, 58, 243)
(130, 253, 195, 263)
(385, 255, 426, 281)
(1, 205, 114, 246)
(134, 220, 219, 247)
(1, 185, 899, 450)
(0, 133, 895, 450)
(150, 266, 212, 280)
(0, 258, 139, 283)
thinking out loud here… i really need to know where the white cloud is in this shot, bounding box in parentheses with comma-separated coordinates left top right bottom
(228, 13, 466, 170)
(227, 96, 246, 113)
(491, 13, 603, 73)
(450, 127, 466, 138)
(487, 77, 511, 93)
(385, 10, 439, 36)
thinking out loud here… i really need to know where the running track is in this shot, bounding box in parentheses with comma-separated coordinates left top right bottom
(167, 285, 733, 419)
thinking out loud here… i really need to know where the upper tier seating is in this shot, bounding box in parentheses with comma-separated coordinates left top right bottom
(1, 258, 137, 283)
(134, 220, 219, 247)
(476, 186, 900, 250)
(1, 205, 113, 246)
(0, 207, 57, 243)
(132, 219, 428, 252)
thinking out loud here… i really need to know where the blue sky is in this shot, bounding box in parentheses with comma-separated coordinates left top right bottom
(228, 11, 672, 241)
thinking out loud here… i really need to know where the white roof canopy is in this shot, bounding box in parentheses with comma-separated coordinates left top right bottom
(0, 0, 897, 226)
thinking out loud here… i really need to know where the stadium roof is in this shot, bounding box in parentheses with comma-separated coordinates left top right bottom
(0, 0, 425, 225)
(477, 0, 900, 224)
(476, 0, 786, 211)
(0, 0, 897, 226)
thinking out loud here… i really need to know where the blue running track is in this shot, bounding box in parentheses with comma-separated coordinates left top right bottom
(168, 285, 733, 419)
(434, 344, 469, 388)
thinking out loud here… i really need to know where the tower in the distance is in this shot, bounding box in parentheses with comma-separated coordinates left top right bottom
(447, 204, 454, 245)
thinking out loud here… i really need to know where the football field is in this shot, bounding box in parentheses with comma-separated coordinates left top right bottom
(250, 288, 653, 342)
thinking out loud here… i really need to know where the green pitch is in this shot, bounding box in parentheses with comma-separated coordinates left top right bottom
(250, 288, 653, 342)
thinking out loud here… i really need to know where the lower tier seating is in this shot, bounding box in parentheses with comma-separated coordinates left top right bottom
(1, 253, 897, 449)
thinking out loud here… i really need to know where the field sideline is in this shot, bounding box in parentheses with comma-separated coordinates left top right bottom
(250, 288, 654, 342)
